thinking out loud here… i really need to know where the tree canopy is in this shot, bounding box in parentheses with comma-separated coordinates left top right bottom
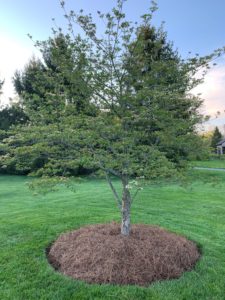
(13, 33, 98, 125)
(0, 105, 29, 131)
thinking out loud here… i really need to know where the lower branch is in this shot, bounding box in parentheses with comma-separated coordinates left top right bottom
(105, 172, 122, 209)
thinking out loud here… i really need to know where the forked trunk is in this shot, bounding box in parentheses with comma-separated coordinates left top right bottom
(121, 177, 131, 236)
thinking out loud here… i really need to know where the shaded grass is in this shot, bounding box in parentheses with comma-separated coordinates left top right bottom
(0, 171, 225, 300)
(191, 159, 225, 169)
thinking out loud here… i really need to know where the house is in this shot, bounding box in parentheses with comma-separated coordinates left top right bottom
(217, 138, 225, 154)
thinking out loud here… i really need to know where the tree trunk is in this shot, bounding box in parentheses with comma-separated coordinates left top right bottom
(121, 177, 131, 236)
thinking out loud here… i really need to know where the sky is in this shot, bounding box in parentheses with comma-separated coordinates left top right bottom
(0, 0, 225, 131)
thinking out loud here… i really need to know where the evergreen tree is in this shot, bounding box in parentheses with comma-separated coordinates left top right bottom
(211, 126, 222, 151)
(0, 105, 29, 131)
(13, 33, 97, 124)
(124, 24, 203, 166)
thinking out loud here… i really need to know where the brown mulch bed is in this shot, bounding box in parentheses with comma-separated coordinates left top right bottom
(47, 222, 200, 286)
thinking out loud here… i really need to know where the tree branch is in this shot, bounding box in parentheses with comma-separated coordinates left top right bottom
(105, 172, 122, 209)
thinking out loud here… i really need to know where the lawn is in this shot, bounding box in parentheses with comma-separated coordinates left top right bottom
(0, 171, 225, 300)
(191, 159, 225, 169)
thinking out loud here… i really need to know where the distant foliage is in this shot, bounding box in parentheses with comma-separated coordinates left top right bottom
(211, 126, 222, 151)
(0, 105, 29, 131)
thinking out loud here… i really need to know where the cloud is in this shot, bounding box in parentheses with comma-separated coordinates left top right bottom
(191, 62, 225, 133)
(0, 34, 39, 105)
(193, 63, 225, 115)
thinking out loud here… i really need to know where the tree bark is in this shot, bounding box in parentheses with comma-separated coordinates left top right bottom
(121, 177, 131, 236)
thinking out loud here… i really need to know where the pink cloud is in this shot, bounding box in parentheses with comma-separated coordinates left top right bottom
(193, 62, 225, 115)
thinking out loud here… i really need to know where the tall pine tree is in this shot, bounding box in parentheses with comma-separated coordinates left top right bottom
(13, 33, 97, 125)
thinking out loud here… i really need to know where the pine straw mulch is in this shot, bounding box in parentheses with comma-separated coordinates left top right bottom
(47, 222, 200, 287)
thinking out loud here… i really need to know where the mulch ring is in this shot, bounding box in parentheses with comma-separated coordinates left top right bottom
(47, 222, 200, 287)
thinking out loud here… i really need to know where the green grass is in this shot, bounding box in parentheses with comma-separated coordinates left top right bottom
(191, 159, 225, 169)
(0, 171, 225, 300)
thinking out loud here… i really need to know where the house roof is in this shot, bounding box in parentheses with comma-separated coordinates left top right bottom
(217, 138, 225, 146)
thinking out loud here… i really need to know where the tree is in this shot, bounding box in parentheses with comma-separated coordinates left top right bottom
(211, 126, 222, 151)
(58, 0, 224, 235)
(13, 33, 97, 125)
(124, 24, 203, 166)
(0, 122, 96, 176)
(6, 33, 98, 175)
(1, 0, 224, 236)
(0, 105, 29, 131)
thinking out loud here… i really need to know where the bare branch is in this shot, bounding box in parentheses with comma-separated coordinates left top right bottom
(105, 172, 122, 209)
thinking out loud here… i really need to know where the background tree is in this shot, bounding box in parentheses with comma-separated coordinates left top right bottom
(0, 104, 29, 131)
(13, 33, 97, 125)
(1, 35, 99, 174)
(211, 126, 222, 152)
(0, 121, 96, 176)
(124, 24, 204, 167)
(3, 33, 99, 176)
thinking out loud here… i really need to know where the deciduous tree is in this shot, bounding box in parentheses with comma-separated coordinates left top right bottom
(58, 0, 224, 235)
(1, 0, 224, 236)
